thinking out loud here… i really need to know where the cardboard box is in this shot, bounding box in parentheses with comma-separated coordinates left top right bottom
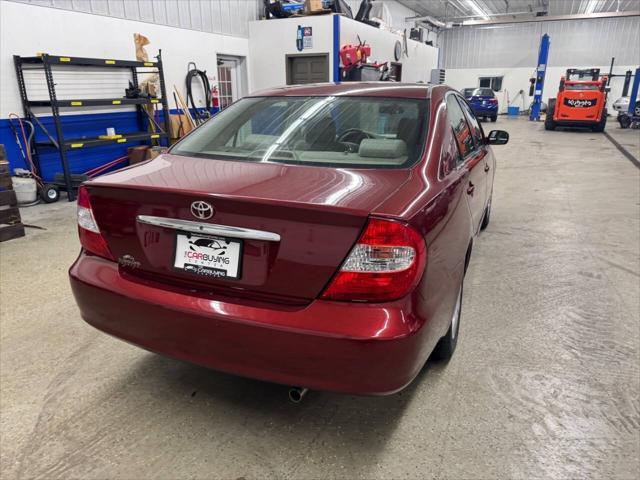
(146, 147, 168, 160)
(305, 0, 324, 13)
(127, 146, 149, 165)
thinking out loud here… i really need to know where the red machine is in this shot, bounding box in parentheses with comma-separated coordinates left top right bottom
(339, 42, 371, 70)
(545, 68, 609, 132)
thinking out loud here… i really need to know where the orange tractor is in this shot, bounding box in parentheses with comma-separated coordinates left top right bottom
(545, 68, 609, 132)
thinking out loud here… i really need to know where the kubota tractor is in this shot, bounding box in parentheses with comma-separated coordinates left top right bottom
(545, 68, 609, 132)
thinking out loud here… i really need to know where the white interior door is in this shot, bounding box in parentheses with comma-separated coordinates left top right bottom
(217, 55, 246, 110)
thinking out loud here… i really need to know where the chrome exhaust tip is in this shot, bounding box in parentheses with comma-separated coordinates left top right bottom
(288, 387, 308, 403)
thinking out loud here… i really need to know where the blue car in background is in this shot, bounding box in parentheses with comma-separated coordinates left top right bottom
(462, 88, 499, 122)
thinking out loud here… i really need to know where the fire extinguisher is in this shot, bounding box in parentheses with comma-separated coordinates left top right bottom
(211, 85, 220, 109)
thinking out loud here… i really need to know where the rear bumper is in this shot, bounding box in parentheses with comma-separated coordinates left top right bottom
(553, 118, 601, 127)
(471, 105, 498, 115)
(69, 253, 431, 395)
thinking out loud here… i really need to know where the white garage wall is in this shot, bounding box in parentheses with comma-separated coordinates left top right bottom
(248, 15, 336, 93)
(440, 16, 640, 69)
(0, 0, 249, 117)
(248, 15, 439, 93)
(7, 0, 262, 38)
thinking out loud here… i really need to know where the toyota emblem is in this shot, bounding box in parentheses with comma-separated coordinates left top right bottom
(191, 201, 214, 220)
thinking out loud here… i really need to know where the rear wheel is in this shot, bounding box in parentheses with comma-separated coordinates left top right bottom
(490, 115, 497, 122)
(619, 113, 632, 129)
(432, 282, 463, 361)
(593, 109, 607, 132)
(544, 99, 556, 130)
(40, 184, 59, 203)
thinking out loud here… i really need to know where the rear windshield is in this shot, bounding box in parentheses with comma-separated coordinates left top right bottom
(171, 96, 429, 168)
(565, 83, 600, 90)
(472, 88, 495, 97)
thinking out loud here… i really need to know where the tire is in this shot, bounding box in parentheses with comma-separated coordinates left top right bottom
(490, 115, 497, 122)
(40, 184, 59, 203)
(544, 99, 556, 131)
(480, 195, 492, 231)
(593, 109, 607, 132)
(634, 101, 640, 117)
(619, 114, 632, 129)
(432, 282, 463, 361)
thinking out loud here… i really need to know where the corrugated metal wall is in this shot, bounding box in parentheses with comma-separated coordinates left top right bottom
(9, 0, 262, 37)
(440, 16, 640, 68)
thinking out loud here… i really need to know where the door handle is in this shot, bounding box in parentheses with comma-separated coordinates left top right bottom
(484, 164, 490, 173)
(467, 182, 475, 195)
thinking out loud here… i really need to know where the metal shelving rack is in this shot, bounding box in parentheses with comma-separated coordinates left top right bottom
(13, 52, 171, 201)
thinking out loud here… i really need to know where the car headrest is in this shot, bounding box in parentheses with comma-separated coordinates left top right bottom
(305, 118, 337, 147)
(397, 118, 418, 146)
(358, 139, 407, 159)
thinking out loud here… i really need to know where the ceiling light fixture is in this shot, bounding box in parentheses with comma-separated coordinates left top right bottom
(583, 0, 599, 14)
(465, 0, 490, 20)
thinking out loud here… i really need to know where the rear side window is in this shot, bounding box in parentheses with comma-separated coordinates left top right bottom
(446, 94, 474, 161)
(172, 96, 430, 168)
(457, 96, 484, 147)
(472, 88, 495, 97)
(564, 84, 600, 91)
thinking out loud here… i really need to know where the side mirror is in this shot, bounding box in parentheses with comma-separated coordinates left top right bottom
(487, 130, 509, 145)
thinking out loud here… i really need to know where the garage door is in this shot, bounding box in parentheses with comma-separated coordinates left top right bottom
(287, 55, 329, 85)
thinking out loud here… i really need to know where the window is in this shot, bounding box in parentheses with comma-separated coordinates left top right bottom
(478, 76, 503, 92)
(472, 88, 495, 97)
(172, 96, 430, 169)
(446, 94, 474, 161)
(565, 83, 600, 90)
(461, 88, 475, 98)
(217, 56, 246, 110)
(456, 96, 484, 147)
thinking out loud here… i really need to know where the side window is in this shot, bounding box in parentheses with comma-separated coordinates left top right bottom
(456, 96, 484, 147)
(446, 94, 474, 162)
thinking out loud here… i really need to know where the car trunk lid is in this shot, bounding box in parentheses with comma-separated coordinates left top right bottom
(86, 154, 411, 303)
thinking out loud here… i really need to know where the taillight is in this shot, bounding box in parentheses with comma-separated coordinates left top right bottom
(77, 185, 113, 260)
(489, 98, 498, 104)
(321, 218, 426, 302)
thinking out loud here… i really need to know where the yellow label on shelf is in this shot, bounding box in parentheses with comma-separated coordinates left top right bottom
(70, 143, 83, 148)
(151, 134, 160, 139)
(111, 100, 122, 105)
(70, 101, 83, 106)
(105, 60, 116, 65)
(150, 99, 159, 104)
(144, 62, 154, 67)
(59, 57, 71, 62)
(117, 138, 127, 143)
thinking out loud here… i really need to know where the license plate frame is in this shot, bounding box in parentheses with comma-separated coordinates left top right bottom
(173, 231, 243, 280)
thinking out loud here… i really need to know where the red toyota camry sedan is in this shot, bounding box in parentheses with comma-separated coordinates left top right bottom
(70, 83, 508, 396)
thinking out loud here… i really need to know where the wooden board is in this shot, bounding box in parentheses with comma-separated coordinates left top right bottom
(0, 177, 13, 190)
(0, 161, 9, 177)
(0, 223, 25, 242)
(0, 190, 17, 207)
(0, 207, 21, 225)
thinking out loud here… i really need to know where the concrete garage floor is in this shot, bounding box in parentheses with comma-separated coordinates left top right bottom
(1, 117, 639, 480)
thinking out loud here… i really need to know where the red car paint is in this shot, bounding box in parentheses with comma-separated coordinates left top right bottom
(69, 83, 497, 395)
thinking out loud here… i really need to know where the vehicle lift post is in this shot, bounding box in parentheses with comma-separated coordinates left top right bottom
(627, 67, 640, 116)
(530, 33, 550, 121)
